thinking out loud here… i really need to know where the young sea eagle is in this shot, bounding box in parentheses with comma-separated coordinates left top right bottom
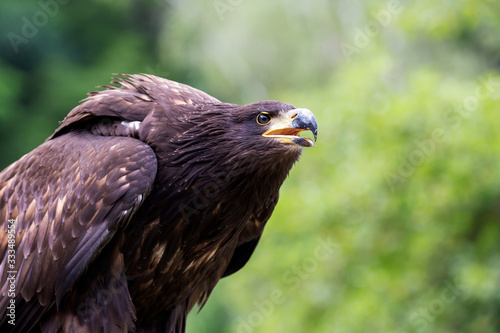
(0, 74, 317, 332)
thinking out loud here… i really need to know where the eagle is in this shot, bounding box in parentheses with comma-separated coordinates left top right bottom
(0, 74, 317, 332)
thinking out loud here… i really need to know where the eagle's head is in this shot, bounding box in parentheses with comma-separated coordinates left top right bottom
(229, 100, 317, 149)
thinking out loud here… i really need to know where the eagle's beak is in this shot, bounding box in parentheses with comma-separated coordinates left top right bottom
(262, 108, 318, 147)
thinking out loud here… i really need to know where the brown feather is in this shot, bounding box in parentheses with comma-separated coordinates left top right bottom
(0, 74, 315, 332)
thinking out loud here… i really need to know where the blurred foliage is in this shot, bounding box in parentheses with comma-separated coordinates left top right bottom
(1, 0, 500, 332)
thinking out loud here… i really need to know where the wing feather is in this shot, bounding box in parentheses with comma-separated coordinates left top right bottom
(0, 130, 157, 330)
(48, 74, 224, 141)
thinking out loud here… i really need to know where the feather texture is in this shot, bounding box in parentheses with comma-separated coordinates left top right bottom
(0, 74, 315, 332)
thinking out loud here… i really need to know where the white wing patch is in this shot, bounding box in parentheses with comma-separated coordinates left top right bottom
(121, 121, 141, 133)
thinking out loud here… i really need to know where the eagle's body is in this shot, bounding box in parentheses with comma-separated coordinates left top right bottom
(0, 74, 317, 332)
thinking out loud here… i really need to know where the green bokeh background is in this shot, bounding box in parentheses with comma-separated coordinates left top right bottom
(1, 1, 500, 332)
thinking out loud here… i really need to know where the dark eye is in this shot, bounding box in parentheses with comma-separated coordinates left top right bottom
(256, 113, 272, 125)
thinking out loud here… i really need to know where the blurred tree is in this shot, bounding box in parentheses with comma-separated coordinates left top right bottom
(0, 0, 165, 169)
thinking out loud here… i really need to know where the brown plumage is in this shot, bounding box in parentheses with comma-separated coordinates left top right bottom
(0, 74, 318, 332)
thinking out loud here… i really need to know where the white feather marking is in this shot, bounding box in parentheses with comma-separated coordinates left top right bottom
(121, 121, 141, 132)
(151, 243, 166, 266)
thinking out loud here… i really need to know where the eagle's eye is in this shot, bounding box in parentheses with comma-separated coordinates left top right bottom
(256, 113, 272, 125)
